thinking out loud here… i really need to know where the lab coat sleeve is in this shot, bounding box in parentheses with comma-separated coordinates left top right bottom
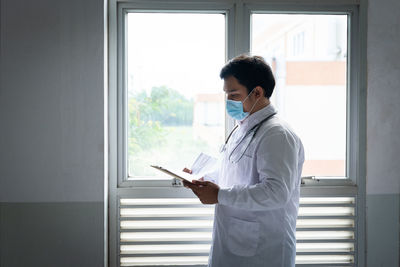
(218, 132, 300, 210)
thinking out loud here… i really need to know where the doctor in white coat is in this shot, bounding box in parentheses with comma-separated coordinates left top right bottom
(185, 54, 304, 267)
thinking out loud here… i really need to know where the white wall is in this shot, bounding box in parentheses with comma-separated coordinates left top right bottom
(366, 0, 400, 265)
(0, 0, 105, 202)
(367, 0, 400, 196)
(0, 0, 105, 266)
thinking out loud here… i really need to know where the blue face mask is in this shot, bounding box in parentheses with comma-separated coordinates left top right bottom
(226, 88, 258, 121)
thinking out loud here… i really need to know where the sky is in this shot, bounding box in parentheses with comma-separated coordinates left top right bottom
(127, 13, 226, 99)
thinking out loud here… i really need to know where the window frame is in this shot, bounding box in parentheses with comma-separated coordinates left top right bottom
(245, 4, 361, 186)
(115, 2, 362, 188)
(116, 2, 235, 188)
(108, 1, 367, 266)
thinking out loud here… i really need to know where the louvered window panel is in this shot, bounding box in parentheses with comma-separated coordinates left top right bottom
(119, 197, 356, 266)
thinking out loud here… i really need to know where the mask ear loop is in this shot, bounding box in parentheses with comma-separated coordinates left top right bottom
(241, 88, 261, 121)
(242, 87, 256, 104)
(248, 97, 260, 114)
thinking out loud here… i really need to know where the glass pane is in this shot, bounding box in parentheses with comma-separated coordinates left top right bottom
(126, 13, 225, 178)
(252, 14, 348, 177)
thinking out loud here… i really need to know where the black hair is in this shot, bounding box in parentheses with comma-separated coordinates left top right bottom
(220, 54, 275, 98)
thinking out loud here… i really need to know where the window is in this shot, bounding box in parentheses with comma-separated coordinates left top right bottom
(124, 12, 225, 178)
(109, 1, 365, 267)
(252, 14, 348, 177)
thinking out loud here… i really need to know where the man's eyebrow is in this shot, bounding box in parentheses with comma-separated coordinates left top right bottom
(225, 88, 239, 93)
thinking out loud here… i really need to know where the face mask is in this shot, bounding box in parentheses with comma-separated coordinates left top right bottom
(226, 88, 259, 121)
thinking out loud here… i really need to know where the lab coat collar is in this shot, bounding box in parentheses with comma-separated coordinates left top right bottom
(238, 104, 277, 133)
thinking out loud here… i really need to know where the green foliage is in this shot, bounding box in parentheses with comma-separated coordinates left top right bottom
(128, 86, 194, 156)
(140, 86, 193, 125)
(128, 126, 216, 177)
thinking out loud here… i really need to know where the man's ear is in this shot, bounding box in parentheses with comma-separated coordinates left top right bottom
(255, 86, 263, 97)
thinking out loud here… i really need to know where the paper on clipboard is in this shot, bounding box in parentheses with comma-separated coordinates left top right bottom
(151, 153, 218, 185)
(190, 153, 218, 177)
(150, 165, 194, 184)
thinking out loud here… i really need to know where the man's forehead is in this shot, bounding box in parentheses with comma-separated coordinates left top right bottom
(223, 76, 245, 93)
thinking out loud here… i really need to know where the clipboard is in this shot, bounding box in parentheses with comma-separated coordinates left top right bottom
(150, 165, 194, 185)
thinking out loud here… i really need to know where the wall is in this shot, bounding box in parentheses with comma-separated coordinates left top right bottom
(366, 0, 400, 265)
(0, 0, 105, 266)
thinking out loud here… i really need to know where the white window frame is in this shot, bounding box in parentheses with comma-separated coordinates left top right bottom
(108, 0, 367, 266)
(116, 2, 235, 188)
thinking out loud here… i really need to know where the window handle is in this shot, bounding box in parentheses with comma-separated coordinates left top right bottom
(301, 176, 318, 185)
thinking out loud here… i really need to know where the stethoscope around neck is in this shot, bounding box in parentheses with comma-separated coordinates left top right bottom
(220, 112, 277, 163)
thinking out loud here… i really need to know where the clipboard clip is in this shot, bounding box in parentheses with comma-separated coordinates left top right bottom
(172, 178, 183, 187)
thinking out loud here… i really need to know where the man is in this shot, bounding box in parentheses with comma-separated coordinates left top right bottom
(184, 54, 304, 267)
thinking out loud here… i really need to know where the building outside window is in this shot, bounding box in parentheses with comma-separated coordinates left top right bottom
(252, 14, 348, 177)
(292, 31, 305, 56)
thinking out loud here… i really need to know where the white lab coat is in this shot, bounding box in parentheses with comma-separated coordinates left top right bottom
(207, 104, 304, 267)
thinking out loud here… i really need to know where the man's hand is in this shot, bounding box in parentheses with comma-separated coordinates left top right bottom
(182, 168, 204, 188)
(182, 167, 192, 174)
(186, 180, 220, 204)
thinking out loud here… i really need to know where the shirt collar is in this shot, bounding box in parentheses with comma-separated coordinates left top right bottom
(238, 104, 277, 132)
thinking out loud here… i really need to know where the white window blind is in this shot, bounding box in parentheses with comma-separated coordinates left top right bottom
(118, 196, 356, 266)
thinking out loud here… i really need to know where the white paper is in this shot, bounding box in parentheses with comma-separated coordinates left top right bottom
(190, 153, 218, 178)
